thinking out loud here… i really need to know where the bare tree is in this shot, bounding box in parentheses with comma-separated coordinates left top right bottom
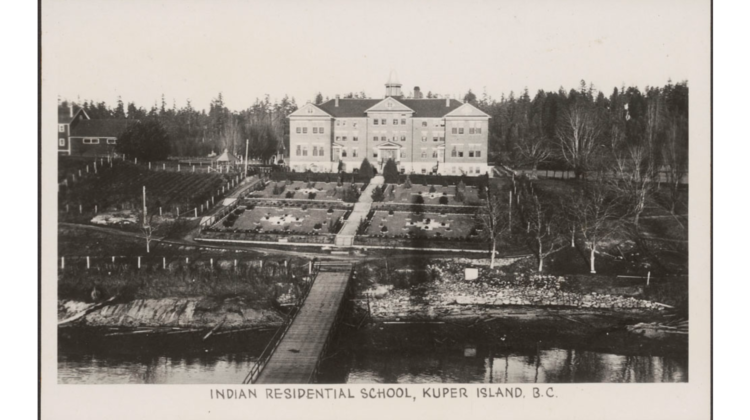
(556, 100, 603, 179)
(609, 92, 662, 227)
(518, 185, 567, 272)
(515, 135, 552, 179)
(661, 113, 688, 214)
(569, 176, 623, 273)
(477, 185, 511, 268)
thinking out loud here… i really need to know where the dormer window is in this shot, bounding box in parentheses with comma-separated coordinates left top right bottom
(387, 102, 393, 108)
(307, 108, 313, 114)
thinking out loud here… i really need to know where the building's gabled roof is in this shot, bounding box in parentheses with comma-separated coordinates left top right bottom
(288, 102, 333, 118)
(70, 119, 133, 137)
(214, 148, 240, 163)
(58, 105, 88, 124)
(316, 98, 466, 118)
(317, 99, 381, 118)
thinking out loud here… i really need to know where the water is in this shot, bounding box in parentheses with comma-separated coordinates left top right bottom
(58, 325, 687, 384)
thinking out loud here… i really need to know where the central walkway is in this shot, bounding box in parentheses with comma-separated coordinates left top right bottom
(335, 175, 384, 246)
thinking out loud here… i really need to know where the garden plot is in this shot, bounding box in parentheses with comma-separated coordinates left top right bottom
(248, 181, 363, 200)
(365, 211, 479, 239)
(223, 206, 348, 234)
(387, 184, 482, 205)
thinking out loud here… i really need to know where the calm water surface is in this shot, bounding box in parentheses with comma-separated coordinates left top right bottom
(58, 325, 687, 384)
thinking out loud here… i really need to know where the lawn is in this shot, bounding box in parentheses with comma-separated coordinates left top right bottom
(248, 180, 364, 201)
(385, 184, 482, 205)
(215, 206, 348, 235)
(363, 210, 479, 240)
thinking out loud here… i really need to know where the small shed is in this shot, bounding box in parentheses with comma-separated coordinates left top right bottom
(213, 148, 240, 165)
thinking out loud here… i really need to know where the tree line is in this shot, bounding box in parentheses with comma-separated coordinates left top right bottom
(59, 93, 298, 163)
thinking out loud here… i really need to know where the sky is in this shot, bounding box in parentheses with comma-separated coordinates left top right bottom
(43, 0, 705, 112)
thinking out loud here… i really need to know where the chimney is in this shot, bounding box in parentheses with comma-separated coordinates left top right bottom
(335, 96, 339, 107)
(70, 102, 74, 118)
(414, 86, 423, 99)
(446, 97, 450, 107)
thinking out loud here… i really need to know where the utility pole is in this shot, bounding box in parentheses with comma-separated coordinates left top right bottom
(143, 186, 147, 225)
(244, 138, 249, 178)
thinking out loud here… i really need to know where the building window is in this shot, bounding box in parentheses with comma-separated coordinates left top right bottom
(107, 139, 116, 144)
(401, 119, 406, 125)
(58, 125, 65, 133)
(421, 168, 427, 174)
(381, 119, 386, 125)
(476, 127, 482, 134)
(342, 136, 347, 141)
(313, 127, 318, 134)
(307, 108, 313, 114)
(476, 150, 481, 158)
(313, 146, 318, 156)
(296, 127, 301, 133)
(459, 128, 464, 134)
(400, 136, 406, 141)
(381, 136, 386, 141)
(296, 145, 301, 156)
(303, 127, 308, 134)
(452, 127, 457, 134)
(342, 149, 347, 158)
(421, 136, 427, 142)
(422, 121, 427, 127)
(302, 146, 308, 156)
(59, 138, 65, 146)
(320, 127, 325, 134)
(458, 151, 464, 157)
(320, 148, 324, 157)
(469, 150, 475, 158)
(433, 136, 438, 142)
(336, 121, 340, 126)
(352, 148, 358, 158)
(373, 136, 378, 141)
(373, 151, 378, 158)
(452, 166, 457, 174)
(336, 136, 341, 141)
(353, 122, 358, 128)
(393, 119, 399, 125)
(374, 119, 379, 125)
(451, 147, 457, 157)
(432, 150, 438, 158)
(342, 121, 347, 126)
(353, 136, 358, 141)
(82, 138, 100, 144)
(421, 150, 427, 158)
(469, 128, 475, 134)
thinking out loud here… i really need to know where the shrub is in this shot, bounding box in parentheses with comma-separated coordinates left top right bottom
(371, 185, 385, 202)
(429, 185, 436, 193)
(308, 192, 317, 200)
(454, 190, 465, 202)
(313, 223, 323, 230)
(439, 196, 449, 205)
(404, 176, 412, 189)
(381, 226, 388, 233)
(359, 158, 374, 181)
(285, 191, 295, 199)
(415, 195, 424, 204)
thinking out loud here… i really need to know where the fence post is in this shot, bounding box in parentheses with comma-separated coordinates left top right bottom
(163, 163, 166, 170)
(135, 158, 137, 164)
(79, 204, 82, 214)
(210, 258, 214, 268)
(78, 170, 81, 177)
(95, 205, 98, 214)
(66, 204, 69, 213)
(192, 165, 195, 173)
(195, 208, 198, 217)
(234, 259, 237, 269)
(149, 162, 151, 169)
(86, 256, 90, 269)
(159, 207, 162, 216)
(647, 271, 651, 286)
(86, 165, 89, 173)
(178, 164, 181, 172)
(200, 204, 203, 213)
(186, 257, 189, 264)
(212, 196, 215, 205)
(176, 206, 180, 217)
(163, 257, 166, 269)
(61, 257, 64, 269)
(137, 256, 141, 269)
(112, 256, 115, 263)
(308, 261, 312, 275)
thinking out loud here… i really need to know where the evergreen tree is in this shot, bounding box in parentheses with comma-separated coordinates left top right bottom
(382, 158, 399, 183)
(116, 120, 171, 161)
(358, 158, 373, 181)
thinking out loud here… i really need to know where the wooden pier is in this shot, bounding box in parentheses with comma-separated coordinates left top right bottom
(245, 262, 352, 384)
